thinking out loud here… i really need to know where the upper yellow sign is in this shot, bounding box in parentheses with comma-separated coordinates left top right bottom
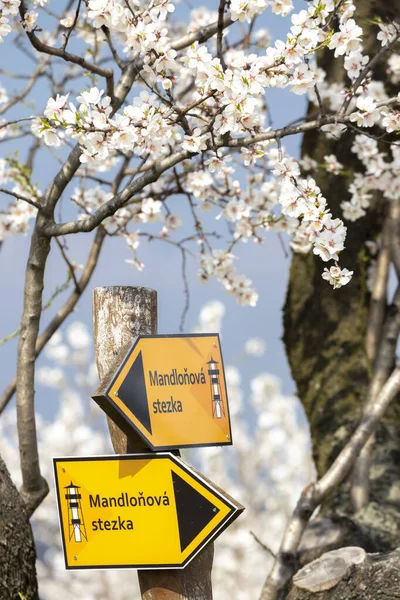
(92, 334, 232, 450)
(54, 454, 244, 569)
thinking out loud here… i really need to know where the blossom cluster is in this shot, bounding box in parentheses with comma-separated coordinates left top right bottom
(273, 154, 353, 287)
(199, 250, 259, 307)
(2, 0, 400, 304)
(31, 87, 178, 164)
(0, 0, 20, 43)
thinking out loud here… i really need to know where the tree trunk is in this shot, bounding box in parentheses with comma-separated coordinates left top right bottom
(283, 0, 400, 593)
(0, 454, 38, 600)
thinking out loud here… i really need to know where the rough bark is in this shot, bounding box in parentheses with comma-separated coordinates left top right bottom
(283, 0, 400, 594)
(92, 286, 214, 600)
(287, 549, 400, 600)
(0, 453, 38, 600)
(16, 219, 51, 516)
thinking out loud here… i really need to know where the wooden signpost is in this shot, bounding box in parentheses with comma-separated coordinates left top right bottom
(54, 286, 244, 600)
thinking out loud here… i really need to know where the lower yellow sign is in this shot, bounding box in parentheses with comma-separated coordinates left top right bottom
(54, 454, 244, 570)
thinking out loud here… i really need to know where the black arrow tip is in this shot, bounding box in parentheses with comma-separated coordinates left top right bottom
(117, 350, 152, 435)
(172, 470, 219, 552)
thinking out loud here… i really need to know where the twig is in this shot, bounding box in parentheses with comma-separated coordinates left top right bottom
(62, 0, 83, 51)
(0, 117, 35, 130)
(313, 83, 326, 118)
(339, 29, 400, 116)
(345, 121, 400, 146)
(278, 232, 289, 258)
(127, 153, 150, 187)
(0, 327, 21, 347)
(54, 238, 81, 292)
(19, 0, 115, 99)
(0, 228, 106, 414)
(217, 0, 227, 71)
(101, 25, 125, 70)
(250, 531, 276, 560)
(0, 274, 72, 347)
(0, 58, 48, 116)
(0, 187, 41, 210)
(260, 366, 400, 600)
(179, 247, 190, 333)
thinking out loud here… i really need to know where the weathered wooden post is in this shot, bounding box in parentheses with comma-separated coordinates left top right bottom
(92, 286, 214, 600)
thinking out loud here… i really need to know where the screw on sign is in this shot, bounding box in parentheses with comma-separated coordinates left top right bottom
(54, 454, 244, 570)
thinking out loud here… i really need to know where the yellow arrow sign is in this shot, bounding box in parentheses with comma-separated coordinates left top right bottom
(54, 454, 244, 569)
(92, 334, 232, 450)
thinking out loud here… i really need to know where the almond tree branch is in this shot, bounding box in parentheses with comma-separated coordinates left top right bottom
(39, 96, 400, 239)
(351, 287, 400, 511)
(365, 217, 391, 363)
(0, 58, 48, 116)
(16, 215, 52, 516)
(19, 1, 115, 98)
(217, 0, 228, 71)
(41, 149, 191, 236)
(228, 97, 399, 148)
(390, 197, 400, 279)
(351, 206, 400, 510)
(0, 187, 41, 210)
(351, 201, 400, 510)
(350, 216, 391, 511)
(54, 238, 81, 292)
(61, 0, 83, 52)
(0, 117, 35, 130)
(259, 366, 400, 600)
(339, 29, 400, 115)
(0, 227, 106, 415)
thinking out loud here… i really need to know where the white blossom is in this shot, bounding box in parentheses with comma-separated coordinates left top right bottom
(322, 265, 353, 289)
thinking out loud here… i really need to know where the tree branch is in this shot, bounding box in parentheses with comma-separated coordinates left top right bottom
(19, 1, 115, 98)
(16, 217, 51, 516)
(339, 29, 400, 115)
(54, 237, 81, 292)
(61, 0, 83, 52)
(39, 95, 399, 239)
(41, 149, 191, 236)
(0, 227, 106, 415)
(351, 284, 400, 510)
(389, 197, 400, 279)
(0, 117, 35, 130)
(217, 0, 228, 71)
(0, 187, 41, 210)
(260, 366, 400, 600)
(365, 217, 390, 363)
(0, 58, 48, 116)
